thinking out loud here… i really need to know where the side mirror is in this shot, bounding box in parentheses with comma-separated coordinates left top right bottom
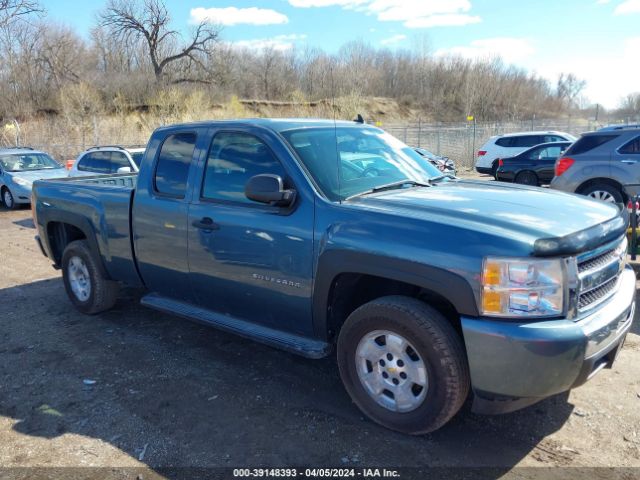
(245, 174, 296, 207)
(117, 166, 132, 174)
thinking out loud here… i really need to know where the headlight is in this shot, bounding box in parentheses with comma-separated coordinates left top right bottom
(481, 257, 564, 318)
(13, 177, 32, 187)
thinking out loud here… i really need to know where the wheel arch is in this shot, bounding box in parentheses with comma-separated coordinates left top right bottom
(44, 215, 109, 278)
(576, 177, 626, 202)
(313, 251, 478, 343)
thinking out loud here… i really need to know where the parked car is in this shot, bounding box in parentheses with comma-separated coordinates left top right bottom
(32, 119, 635, 434)
(495, 141, 572, 186)
(0, 147, 66, 209)
(413, 147, 456, 175)
(551, 125, 640, 204)
(68, 146, 145, 177)
(475, 131, 576, 177)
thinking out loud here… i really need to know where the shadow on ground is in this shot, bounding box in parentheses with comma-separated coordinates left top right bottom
(0, 277, 592, 478)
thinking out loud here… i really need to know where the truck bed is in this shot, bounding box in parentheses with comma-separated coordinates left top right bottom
(33, 173, 141, 286)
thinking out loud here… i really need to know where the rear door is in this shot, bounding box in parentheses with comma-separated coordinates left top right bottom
(186, 128, 315, 335)
(613, 134, 640, 187)
(132, 129, 208, 300)
(530, 144, 567, 183)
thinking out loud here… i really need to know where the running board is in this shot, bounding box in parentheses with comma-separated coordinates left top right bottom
(140, 293, 332, 359)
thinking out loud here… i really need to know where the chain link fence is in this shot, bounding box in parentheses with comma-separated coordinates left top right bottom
(383, 118, 602, 171)
(0, 115, 611, 170)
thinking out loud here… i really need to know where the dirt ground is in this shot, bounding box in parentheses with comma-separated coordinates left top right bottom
(0, 198, 639, 480)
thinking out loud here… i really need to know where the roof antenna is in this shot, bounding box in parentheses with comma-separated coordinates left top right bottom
(329, 60, 342, 203)
(354, 114, 365, 124)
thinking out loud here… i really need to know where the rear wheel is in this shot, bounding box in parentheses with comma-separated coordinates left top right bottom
(580, 183, 623, 204)
(491, 161, 499, 180)
(515, 171, 538, 186)
(62, 240, 119, 314)
(337, 296, 470, 435)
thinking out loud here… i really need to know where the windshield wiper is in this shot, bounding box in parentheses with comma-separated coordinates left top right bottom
(430, 174, 456, 183)
(348, 180, 431, 200)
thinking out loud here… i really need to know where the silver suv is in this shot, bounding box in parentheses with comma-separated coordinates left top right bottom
(550, 125, 640, 203)
(68, 146, 144, 177)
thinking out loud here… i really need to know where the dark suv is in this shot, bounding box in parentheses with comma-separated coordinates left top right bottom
(551, 125, 640, 203)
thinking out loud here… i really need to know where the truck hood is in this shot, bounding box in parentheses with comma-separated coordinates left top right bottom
(8, 168, 67, 183)
(347, 180, 626, 256)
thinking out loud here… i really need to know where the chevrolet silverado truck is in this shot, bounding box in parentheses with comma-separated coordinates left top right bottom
(32, 119, 636, 434)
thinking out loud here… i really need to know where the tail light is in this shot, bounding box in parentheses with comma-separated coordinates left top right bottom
(66, 159, 75, 170)
(477, 150, 487, 157)
(555, 157, 574, 177)
(498, 159, 503, 167)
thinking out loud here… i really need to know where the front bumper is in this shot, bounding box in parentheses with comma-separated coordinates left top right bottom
(462, 266, 636, 414)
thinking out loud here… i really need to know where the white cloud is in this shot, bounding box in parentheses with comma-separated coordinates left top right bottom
(534, 37, 640, 108)
(288, 0, 367, 7)
(615, 0, 640, 14)
(380, 34, 406, 45)
(234, 34, 307, 52)
(405, 13, 481, 28)
(287, 0, 481, 28)
(190, 7, 289, 26)
(436, 38, 535, 64)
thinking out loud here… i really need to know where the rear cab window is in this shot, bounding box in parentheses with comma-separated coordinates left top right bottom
(565, 134, 620, 155)
(154, 133, 197, 198)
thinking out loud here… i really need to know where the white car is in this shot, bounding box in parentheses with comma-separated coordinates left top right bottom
(475, 131, 575, 177)
(68, 146, 145, 177)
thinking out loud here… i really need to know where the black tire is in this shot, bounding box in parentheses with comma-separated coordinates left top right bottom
(491, 161, 499, 180)
(2, 187, 17, 210)
(515, 171, 539, 186)
(579, 183, 623, 204)
(337, 296, 470, 435)
(61, 240, 119, 315)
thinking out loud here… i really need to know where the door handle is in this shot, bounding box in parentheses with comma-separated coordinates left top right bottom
(622, 160, 638, 165)
(192, 217, 220, 231)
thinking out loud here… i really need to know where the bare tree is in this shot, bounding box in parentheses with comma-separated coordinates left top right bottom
(99, 0, 219, 83)
(0, 0, 42, 27)
(557, 73, 586, 108)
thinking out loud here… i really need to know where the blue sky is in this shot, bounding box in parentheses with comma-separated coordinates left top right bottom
(40, 0, 640, 109)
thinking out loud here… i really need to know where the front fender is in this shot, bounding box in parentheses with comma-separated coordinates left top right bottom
(312, 249, 479, 340)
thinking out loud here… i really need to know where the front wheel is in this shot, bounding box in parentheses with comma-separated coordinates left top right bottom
(337, 296, 470, 435)
(2, 188, 17, 209)
(62, 240, 119, 314)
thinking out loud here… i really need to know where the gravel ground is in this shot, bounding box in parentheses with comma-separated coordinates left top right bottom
(0, 199, 639, 479)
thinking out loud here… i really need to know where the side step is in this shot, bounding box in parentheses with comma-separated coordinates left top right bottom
(140, 293, 332, 359)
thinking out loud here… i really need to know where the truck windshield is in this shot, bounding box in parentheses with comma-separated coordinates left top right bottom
(0, 153, 63, 172)
(281, 127, 443, 201)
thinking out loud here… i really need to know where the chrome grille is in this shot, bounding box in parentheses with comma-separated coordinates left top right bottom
(576, 237, 626, 312)
(578, 277, 618, 310)
(578, 248, 619, 274)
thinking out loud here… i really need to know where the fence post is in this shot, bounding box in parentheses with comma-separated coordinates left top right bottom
(417, 118, 422, 148)
(471, 118, 477, 170)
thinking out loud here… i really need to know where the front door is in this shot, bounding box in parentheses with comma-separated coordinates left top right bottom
(187, 130, 315, 335)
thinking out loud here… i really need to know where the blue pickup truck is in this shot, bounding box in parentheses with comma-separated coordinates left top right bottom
(32, 119, 635, 434)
